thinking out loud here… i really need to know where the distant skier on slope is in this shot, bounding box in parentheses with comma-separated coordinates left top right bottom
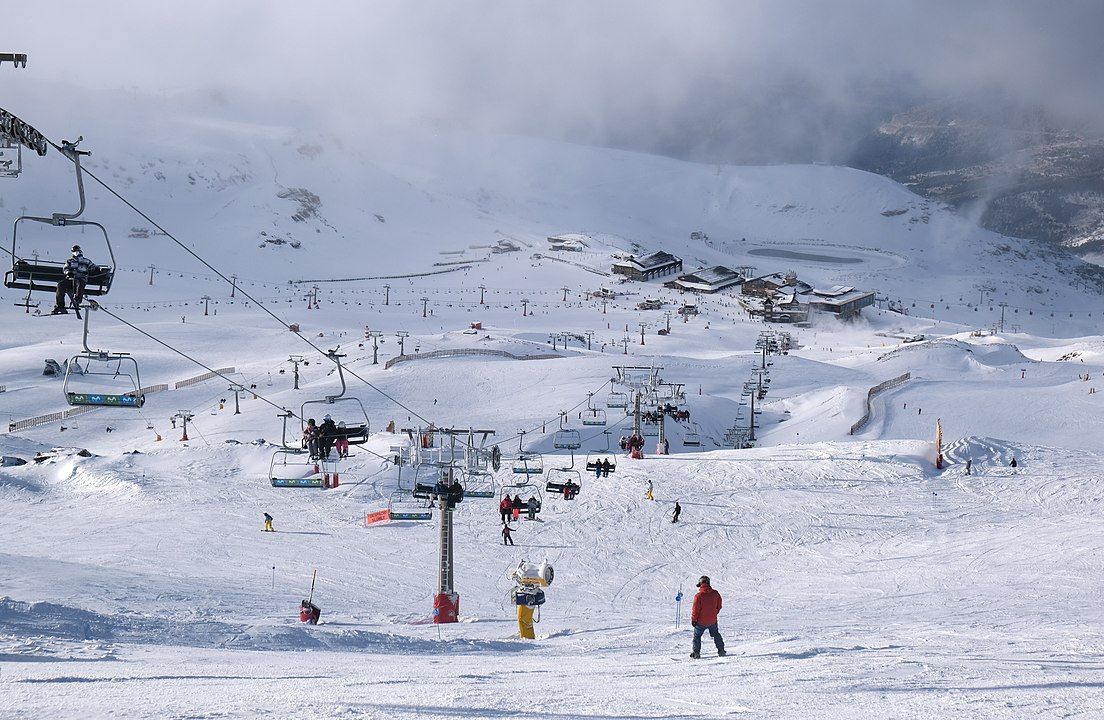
(689, 576, 726, 659)
(263, 512, 274, 532)
(645, 479, 654, 501)
(1010, 457, 1018, 468)
(672, 501, 682, 523)
(502, 523, 514, 546)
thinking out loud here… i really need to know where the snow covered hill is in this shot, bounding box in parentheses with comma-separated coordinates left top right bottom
(4, 85, 1104, 718)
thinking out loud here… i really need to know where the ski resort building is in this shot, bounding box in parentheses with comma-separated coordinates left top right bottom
(741, 272, 812, 298)
(547, 233, 588, 252)
(804, 286, 876, 319)
(611, 251, 683, 281)
(666, 265, 745, 294)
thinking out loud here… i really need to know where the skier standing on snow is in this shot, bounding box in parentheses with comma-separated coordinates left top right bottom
(502, 523, 514, 546)
(965, 459, 972, 475)
(672, 501, 682, 523)
(689, 576, 726, 659)
(263, 512, 274, 532)
(645, 478, 654, 501)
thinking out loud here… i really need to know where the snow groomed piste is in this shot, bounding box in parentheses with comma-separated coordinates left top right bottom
(4, 86, 1104, 718)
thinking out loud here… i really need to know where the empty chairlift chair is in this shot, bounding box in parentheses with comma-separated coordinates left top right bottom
(269, 448, 331, 488)
(512, 453, 544, 475)
(62, 303, 144, 408)
(388, 489, 432, 521)
(553, 429, 581, 450)
(582, 408, 606, 426)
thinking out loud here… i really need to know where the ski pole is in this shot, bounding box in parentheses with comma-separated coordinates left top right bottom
(675, 585, 683, 628)
(308, 569, 317, 605)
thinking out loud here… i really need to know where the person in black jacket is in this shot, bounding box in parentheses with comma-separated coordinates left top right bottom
(52, 245, 96, 314)
(318, 415, 338, 459)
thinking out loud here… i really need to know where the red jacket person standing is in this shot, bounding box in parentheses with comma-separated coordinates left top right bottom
(690, 575, 726, 659)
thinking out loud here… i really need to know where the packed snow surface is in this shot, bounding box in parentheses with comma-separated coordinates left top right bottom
(2, 92, 1104, 718)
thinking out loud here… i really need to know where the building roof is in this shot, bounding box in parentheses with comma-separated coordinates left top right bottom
(548, 233, 590, 244)
(805, 287, 875, 308)
(614, 250, 682, 271)
(685, 265, 741, 285)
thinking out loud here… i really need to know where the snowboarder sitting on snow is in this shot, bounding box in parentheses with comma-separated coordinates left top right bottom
(51, 245, 96, 314)
(263, 512, 274, 532)
(1010, 457, 1018, 468)
(502, 523, 514, 546)
(690, 576, 726, 659)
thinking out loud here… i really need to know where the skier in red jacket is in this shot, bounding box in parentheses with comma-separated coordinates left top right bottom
(690, 575, 726, 659)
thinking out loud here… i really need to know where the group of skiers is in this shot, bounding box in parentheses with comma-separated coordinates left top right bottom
(620, 433, 646, 457)
(640, 405, 691, 424)
(592, 459, 613, 478)
(499, 494, 540, 523)
(302, 415, 351, 460)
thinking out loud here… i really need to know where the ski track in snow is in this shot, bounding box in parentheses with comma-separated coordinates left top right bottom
(1, 104, 1104, 717)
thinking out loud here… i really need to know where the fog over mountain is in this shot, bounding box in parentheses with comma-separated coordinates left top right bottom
(6, 1, 1104, 251)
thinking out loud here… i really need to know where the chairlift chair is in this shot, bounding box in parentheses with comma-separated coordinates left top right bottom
(62, 302, 144, 408)
(606, 391, 628, 409)
(463, 469, 496, 498)
(300, 351, 370, 443)
(512, 453, 544, 475)
(500, 479, 543, 517)
(388, 489, 432, 521)
(582, 408, 606, 426)
(5, 138, 116, 297)
(553, 429, 581, 450)
(683, 422, 702, 447)
(585, 452, 617, 475)
(269, 448, 330, 488)
(545, 467, 582, 499)
(0, 136, 21, 178)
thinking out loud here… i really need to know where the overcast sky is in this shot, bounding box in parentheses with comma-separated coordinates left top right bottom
(5, 1, 1102, 160)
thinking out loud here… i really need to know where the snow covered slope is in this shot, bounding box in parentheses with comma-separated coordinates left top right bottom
(4, 85, 1104, 718)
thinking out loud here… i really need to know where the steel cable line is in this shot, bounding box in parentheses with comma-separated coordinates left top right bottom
(92, 302, 399, 463)
(37, 137, 432, 426)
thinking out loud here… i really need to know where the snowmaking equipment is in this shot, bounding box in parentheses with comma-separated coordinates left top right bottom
(299, 569, 321, 625)
(507, 559, 555, 639)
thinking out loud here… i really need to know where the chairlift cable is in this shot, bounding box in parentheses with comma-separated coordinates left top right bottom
(92, 303, 294, 419)
(39, 138, 432, 425)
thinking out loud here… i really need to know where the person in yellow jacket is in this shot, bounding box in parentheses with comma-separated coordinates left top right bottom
(263, 512, 274, 532)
